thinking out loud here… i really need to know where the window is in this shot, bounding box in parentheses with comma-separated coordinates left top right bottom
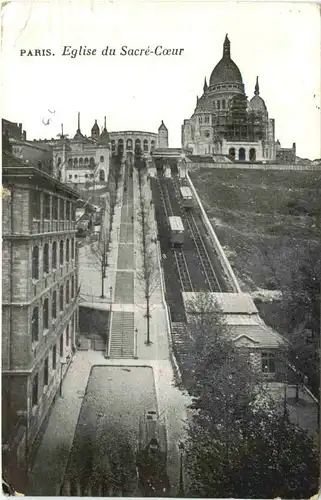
(43, 243, 49, 273)
(43, 298, 49, 329)
(31, 191, 41, 219)
(66, 324, 70, 346)
(222, 99, 226, 109)
(199, 117, 203, 124)
(84, 157, 89, 164)
(66, 280, 70, 304)
(126, 139, 133, 150)
(71, 276, 75, 298)
(43, 193, 50, 219)
(204, 116, 209, 124)
(74, 175, 78, 179)
(52, 345, 57, 370)
(59, 285, 64, 311)
(52, 197, 58, 220)
(72, 204, 76, 221)
(111, 140, 116, 152)
(32, 307, 39, 342)
(143, 139, 148, 151)
(59, 199, 65, 221)
(66, 201, 71, 220)
(60, 334, 64, 357)
(71, 238, 75, 259)
(44, 357, 49, 386)
(249, 148, 256, 161)
(261, 352, 275, 373)
(52, 241, 57, 269)
(32, 374, 38, 406)
(32, 246, 39, 280)
(68, 158, 72, 167)
(79, 157, 83, 165)
(150, 140, 155, 151)
(85, 174, 88, 179)
(52, 290, 57, 319)
(73, 158, 78, 166)
(239, 148, 246, 161)
(99, 170, 105, 181)
(217, 100, 221, 110)
(89, 157, 95, 167)
(66, 239, 70, 262)
(60, 240, 64, 265)
(69, 174, 72, 180)
(100, 155, 104, 162)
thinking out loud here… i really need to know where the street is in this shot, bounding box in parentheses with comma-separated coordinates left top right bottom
(61, 365, 158, 496)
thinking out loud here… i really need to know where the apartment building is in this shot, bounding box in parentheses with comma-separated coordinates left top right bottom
(2, 152, 79, 487)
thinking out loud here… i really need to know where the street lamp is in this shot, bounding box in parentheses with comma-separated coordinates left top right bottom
(59, 354, 72, 397)
(178, 441, 185, 496)
(134, 328, 138, 359)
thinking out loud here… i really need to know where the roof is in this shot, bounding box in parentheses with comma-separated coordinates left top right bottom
(180, 186, 192, 198)
(2, 151, 80, 198)
(183, 292, 258, 315)
(249, 94, 267, 112)
(209, 36, 243, 87)
(229, 324, 286, 349)
(169, 216, 184, 231)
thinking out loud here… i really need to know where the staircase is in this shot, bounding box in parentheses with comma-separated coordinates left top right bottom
(171, 322, 195, 374)
(109, 311, 135, 358)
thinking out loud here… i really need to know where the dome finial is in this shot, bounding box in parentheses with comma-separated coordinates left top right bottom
(203, 77, 208, 93)
(255, 76, 260, 96)
(223, 34, 230, 58)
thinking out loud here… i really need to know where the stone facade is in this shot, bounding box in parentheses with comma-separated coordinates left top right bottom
(2, 153, 79, 471)
(182, 36, 295, 163)
(11, 139, 53, 175)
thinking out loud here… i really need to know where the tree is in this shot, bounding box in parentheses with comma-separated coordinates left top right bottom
(186, 406, 319, 499)
(136, 169, 160, 345)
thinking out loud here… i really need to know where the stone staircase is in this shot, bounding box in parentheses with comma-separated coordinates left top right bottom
(171, 322, 195, 375)
(109, 311, 135, 358)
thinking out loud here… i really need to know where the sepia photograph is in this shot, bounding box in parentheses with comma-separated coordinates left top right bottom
(1, 0, 320, 497)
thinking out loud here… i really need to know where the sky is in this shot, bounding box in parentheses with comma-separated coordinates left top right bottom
(1, 0, 320, 159)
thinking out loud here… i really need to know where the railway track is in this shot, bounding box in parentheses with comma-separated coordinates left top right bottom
(173, 250, 193, 292)
(184, 211, 222, 292)
(156, 176, 173, 221)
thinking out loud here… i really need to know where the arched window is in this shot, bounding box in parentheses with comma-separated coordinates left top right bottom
(217, 100, 221, 110)
(135, 139, 141, 155)
(32, 307, 39, 342)
(89, 157, 95, 167)
(59, 285, 64, 311)
(100, 155, 104, 163)
(68, 158, 72, 167)
(43, 243, 49, 273)
(43, 298, 49, 329)
(79, 157, 83, 165)
(52, 290, 57, 319)
(59, 198, 65, 221)
(249, 148, 256, 161)
(126, 139, 133, 150)
(150, 140, 155, 151)
(43, 193, 50, 219)
(111, 140, 116, 152)
(84, 157, 89, 164)
(60, 240, 64, 266)
(66, 280, 70, 304)
(239, 148, 246, 161)
(32, 246, 39, 279)
(143, 139, 148, 151)
(73, 158, 78, 165)
(229, 147, 236, 160)
(52, 241, 57, 269)
(52, 197, 58, 220)
(222, 99, 226, 109)
(57, 157, 62, 165)
(99, 170, 105, 181)
(66, 238, 70, 262)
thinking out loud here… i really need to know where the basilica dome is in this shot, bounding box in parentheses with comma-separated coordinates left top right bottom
(209, 35, 243, 87)
(249, 77, 267, 112)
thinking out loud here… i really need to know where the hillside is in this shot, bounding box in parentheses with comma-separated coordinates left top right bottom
(190, 167, 321, 391)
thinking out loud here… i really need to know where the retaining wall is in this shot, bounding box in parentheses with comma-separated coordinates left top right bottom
(189, 162, 321, 172)
(186, 172, 241, 293)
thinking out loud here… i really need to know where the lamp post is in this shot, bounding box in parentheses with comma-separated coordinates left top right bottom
(105, 286, 113, 359)
(59, 354, 72, 397)
(178, 442, 185, 496)
(134, 328, 138, 359)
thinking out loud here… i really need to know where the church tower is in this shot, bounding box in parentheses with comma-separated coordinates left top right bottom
(91, 119, 100, 140)
(157, 120, 168, 148)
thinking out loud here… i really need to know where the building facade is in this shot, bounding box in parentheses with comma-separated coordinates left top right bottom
(2, 153, 79, 487)
(182, 36, 295, 163)
(2, 118, 27, 141)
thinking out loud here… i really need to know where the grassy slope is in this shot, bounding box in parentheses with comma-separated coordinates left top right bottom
(190, 168, 321, 334)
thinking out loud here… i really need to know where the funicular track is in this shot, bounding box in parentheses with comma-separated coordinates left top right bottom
(184, 210, 222, 292)
(156, 174, 193, 293)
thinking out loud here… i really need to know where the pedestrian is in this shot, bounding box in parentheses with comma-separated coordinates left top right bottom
(131, 216, 134, 223)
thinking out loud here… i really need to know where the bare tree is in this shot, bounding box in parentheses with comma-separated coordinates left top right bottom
(136, 172, 160, 345)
